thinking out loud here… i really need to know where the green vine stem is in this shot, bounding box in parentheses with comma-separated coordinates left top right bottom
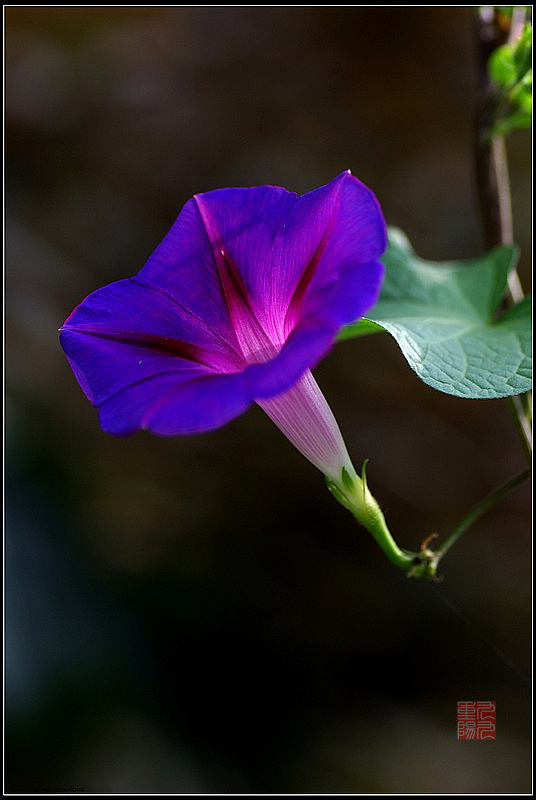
(327, 461, 530, 580)
(431, 468, 530, 563)
(506, 394, 532, 464)
(406, 467, 530, 579)
(326, 464, 418, 570)
(328, 8, 531, 578)
(473, 6, 532, 462)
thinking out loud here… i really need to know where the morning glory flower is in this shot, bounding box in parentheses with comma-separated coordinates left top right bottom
(60, 171, 386, 487)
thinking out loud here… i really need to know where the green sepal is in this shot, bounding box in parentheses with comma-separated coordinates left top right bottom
(341, 466, 355, 492)
(324, 475, 352, 512)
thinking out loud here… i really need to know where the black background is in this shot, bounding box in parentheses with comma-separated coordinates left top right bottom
(6, 7, 531, 793)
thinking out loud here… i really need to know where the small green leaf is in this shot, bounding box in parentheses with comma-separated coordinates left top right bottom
(487, 22, 532, 135)
(489, 23, 532, 88)
(510, 69, 532, 109)
(341, 466, 355, 492)
(489, 44, 517, 86)
(339, 229, 532, 399)
(512, 23, 532, 78)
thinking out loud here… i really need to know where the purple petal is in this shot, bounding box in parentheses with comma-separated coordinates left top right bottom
(245, 318, 336, 399)
(193, 194, 279, 364)
(295, 256, 385, 334)
(60, 327, 211, 407)
(135, 197, 242, 348)
(62, 277, 243, 369)
(243, 263, 384, 402)
(98, 370, 253, 436)
(191, 183, 297, 333)
(61, 320, 255, 435)
(280, 171, 386, 335)
(61, 172, 387, 438)
(191, 171, 386, 344)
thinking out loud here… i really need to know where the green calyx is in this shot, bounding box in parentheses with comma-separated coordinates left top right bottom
(325, 460, 530, 582)
(326, 461, 423, 573)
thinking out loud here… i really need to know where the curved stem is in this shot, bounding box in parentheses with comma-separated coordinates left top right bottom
(434, 468, 530, 562)
(328, 461, 530, 580)
(354, 503, 417, 570)
(325, 466, 419, 570)
(473, 7, 531, 458)
(506, 395, 532, 464)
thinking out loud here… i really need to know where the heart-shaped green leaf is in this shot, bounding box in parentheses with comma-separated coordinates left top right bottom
(340, 229, 532, 399)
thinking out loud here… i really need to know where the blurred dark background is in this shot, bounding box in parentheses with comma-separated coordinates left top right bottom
(5, 7, 531, 793)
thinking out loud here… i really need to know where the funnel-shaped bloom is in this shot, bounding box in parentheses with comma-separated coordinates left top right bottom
(60, 171, 386, 483)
